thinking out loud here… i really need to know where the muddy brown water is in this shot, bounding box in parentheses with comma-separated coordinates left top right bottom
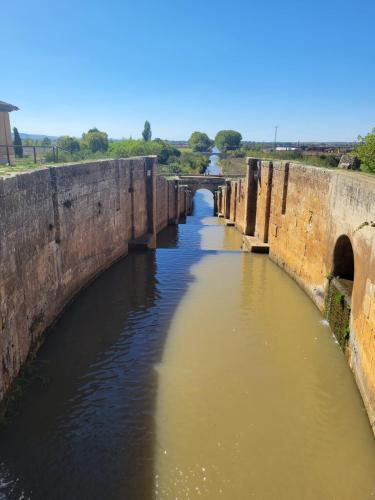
(0, 190, 374, 500)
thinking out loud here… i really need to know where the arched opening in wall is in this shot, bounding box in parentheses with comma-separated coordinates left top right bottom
(333, 235, 355, 280)
(192, 188, 215, 219)
(326, 235, 354, 350)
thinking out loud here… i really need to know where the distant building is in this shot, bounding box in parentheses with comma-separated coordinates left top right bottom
(276, 146, 299, 151)
(0, 100, 19, 165)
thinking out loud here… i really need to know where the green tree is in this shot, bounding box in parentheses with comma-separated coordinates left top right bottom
(81, 128, 109, 153)
(109, 138, 180, 164)
(353, 128, 375, 172)
(57, 136, 81, 153)
(178, 152, 210, 173)
(142, 121, 152, 142)
(188, 131, 213, 152)
(13, 127, 23, 158)
(215, 130, 242, 151)
(41, 136, 52, 147)
(153, 138, 181, 163)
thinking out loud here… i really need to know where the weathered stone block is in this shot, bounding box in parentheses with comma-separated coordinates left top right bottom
(338, 154, 360, 170)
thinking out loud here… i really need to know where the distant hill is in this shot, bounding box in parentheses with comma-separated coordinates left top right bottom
(19, 132, 59, 141)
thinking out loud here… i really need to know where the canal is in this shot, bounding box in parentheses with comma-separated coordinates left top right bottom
(0, 189, 375, 499)
(205, 147, 221, 175)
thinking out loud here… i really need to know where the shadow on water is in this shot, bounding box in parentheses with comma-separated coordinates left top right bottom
(157, 190, 218, 250)
(0, 191, 215, 500)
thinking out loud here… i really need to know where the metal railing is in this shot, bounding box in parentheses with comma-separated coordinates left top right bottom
(0, 144, 71, 166)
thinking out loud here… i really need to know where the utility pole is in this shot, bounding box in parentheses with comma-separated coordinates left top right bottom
(274, 126, 278, 150)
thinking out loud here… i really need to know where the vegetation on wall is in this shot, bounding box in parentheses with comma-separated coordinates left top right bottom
(325, 280, 352, 350)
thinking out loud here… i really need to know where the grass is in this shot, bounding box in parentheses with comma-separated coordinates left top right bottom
(218, 149, 370, 176)
(219, 157, 247, 175)
(1, 155, 202, 179)
(177, 146, 193, 154)
(0, 161, 45, 177)
(0, 155, 112, 178)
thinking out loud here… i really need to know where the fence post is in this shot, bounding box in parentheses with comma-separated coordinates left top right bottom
(6, 145, 10, 165)
(33, 146, 37, 164)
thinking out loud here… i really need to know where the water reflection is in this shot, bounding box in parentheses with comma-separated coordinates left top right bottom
(157, 190, 242, 251)
(0, 187, 226, 500)
(155, 251, 375, 500)
(0, 252, 163, 499)
(206, 147, 221, 175)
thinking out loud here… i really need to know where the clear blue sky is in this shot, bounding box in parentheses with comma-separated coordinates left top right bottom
(1, 0, 374, 141)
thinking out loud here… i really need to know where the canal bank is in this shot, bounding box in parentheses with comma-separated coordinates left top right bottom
(0, 189, 374, 499)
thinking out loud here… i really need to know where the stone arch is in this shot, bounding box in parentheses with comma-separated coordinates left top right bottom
(189, 184, 217, 196)
(178, 176, 226, 197)
(190, 187, 217, 216)
(326, 234, 354, 349)
(333, 234, 354, 280)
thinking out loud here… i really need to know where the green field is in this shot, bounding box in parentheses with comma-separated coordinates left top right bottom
(0, 159, 47, 177)
(177, 146, 193, 154)
(219, 157, 247, 175)
(219, 150, 349, 176)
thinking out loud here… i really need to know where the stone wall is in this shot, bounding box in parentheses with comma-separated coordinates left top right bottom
(218, 158, 375, 432)
(156, 176, 169, 233)
(168, 181, 177, 223)
(0, 157, 190, 401)
(234, 179, 247, 234)
(229, 181, 237, 222)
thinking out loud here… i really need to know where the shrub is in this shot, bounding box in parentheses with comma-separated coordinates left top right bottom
(353, 127, 375, 172)
(109, 139, 180, 165)
(81, 128, 109, 153)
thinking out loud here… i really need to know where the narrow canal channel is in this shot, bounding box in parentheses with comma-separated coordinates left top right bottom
(0, 189, 375, 499)
(205, 148, 221, 175)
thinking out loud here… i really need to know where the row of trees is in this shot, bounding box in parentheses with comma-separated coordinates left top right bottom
(57, 128, 109, 154)
(109, 138, 209, 173)
(13, 121, 243, 159)
(12, 127, 110, 158)
(12, 121, 248, 175)
(188, 130, 242, 152)
(12, 121, 153, 159)
(14, 121, 374, 173)
(142, 122, 243, 153)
